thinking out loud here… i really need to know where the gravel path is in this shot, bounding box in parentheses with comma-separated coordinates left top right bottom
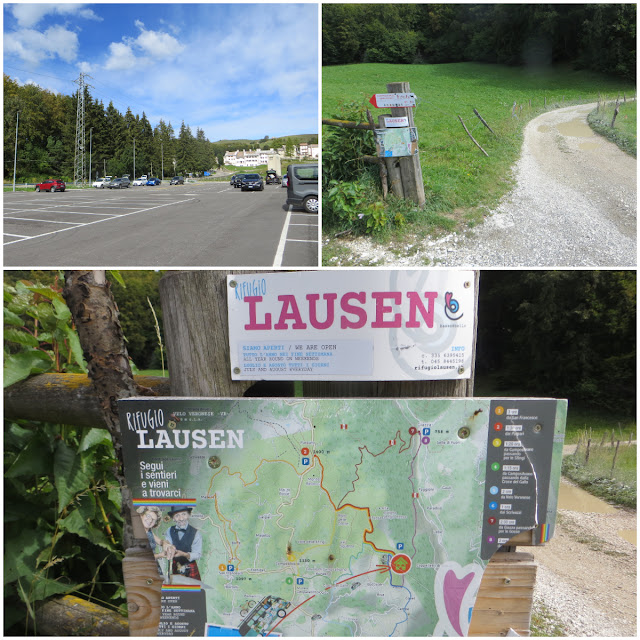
(331, 103, 637, 267)
(530, 478, 637, 637)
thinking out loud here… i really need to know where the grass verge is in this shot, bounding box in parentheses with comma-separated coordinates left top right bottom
(530, 602, 569, 637)
(587, 98, 637, 157)
(562, 442, 636, 508)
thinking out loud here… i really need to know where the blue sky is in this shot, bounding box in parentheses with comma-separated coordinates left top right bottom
(3, 3, 319, 141)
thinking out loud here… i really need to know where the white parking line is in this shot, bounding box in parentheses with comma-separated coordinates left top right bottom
(3, 197, 196, 245)
(4, 216, 92, 225)
(3, 233, 30, 238)
(273, 207, 293, 267)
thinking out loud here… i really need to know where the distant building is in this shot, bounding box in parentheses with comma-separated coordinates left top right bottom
(224, 140, 318, 166)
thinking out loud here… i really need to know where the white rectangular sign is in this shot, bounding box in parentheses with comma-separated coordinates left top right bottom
(384, 117, 409, 127)
(227, 271, 475, 381)
(370, 93, 416, 108)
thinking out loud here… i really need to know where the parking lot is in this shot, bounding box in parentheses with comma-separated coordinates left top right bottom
(3, 182, 318, 267)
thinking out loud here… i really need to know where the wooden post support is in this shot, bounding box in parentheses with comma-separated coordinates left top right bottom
(469, 552, 537, 636)
(459, 116, 490, 157)
(122, 549, 163, 636)
(378, 115, 404, 200)
(386, 81, 426, 207)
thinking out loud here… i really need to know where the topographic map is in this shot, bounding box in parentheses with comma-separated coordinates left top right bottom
(120, 397, 566, 637)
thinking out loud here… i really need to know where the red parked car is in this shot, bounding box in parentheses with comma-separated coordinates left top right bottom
(35, 179, 66, 192)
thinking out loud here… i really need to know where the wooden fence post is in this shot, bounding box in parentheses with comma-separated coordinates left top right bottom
(385, 81, 426, 207)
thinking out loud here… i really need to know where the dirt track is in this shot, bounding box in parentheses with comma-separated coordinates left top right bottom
(330, 102, 637, 267)
(529, 477, 637, 636)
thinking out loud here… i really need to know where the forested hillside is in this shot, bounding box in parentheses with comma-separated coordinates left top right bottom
(323, 4, 636, 79)
(3, 75, 312, 182)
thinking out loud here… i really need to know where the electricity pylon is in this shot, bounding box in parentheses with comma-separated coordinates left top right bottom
(74, 73, 92, 186)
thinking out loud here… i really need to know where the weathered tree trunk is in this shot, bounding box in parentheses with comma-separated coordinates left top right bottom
(62, 270, 144, 549)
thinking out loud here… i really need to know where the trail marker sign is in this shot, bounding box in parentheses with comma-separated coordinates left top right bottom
(369, 93, 416, 108)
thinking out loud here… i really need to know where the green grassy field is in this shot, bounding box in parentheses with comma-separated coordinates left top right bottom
(323, 62, 636, 238)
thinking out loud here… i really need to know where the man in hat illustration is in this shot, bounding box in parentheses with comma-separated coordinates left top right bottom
(164, 505, 202, 581)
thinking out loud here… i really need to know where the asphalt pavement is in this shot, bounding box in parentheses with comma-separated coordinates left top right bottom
(3, 181, 318, 267)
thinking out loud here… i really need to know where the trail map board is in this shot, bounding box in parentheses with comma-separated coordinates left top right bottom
(120, 397, 566, 637)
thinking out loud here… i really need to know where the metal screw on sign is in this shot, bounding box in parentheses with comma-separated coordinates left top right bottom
(458, 427, 470, 439)
(464, 281, 471, 288)
(504, 578, 512, 585)
(458, 366, 465, 375)
(146, 578, 154, 585)
(233, 367, 241, 374)
(534, 423, 543, 433)
(229, 280, 237, 288)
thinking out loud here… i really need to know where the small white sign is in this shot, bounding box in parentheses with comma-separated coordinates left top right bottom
(370, 93, 416, 108)
(227, 271, 475, 381)
(384, 117, 409, 128)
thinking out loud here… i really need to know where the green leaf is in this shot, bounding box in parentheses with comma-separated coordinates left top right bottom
(3, 350, 52, 387)
(53, 440, 92, 511)
(4, 528, 52, 586)
(4, 433, 54, 478)
(58, 497, 115, 550)
(51, 297, 71, 322)
(60, 324, 87, 371)
(4, 328, 39, 348)
(79, 428, 112, 452)
(3, 306, 24, 327)
(29, 575, 81, 602)
(25, 285, 65, 304)
(108, 270, 126, 287)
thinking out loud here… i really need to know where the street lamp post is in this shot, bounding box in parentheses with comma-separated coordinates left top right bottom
(133, 138, 136, 181)
(161, 142, 164, 180)
(12, 111, 20, 192)
(89, 128, 93, 185)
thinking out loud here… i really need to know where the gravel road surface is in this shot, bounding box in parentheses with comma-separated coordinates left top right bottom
(331, 103, 636, 267)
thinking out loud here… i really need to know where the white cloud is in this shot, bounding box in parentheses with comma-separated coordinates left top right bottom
(9, 4, 101, 29)
(4, 26, 79, 64)
(104, 42, 137, 71)
(134, 25, 185, 59)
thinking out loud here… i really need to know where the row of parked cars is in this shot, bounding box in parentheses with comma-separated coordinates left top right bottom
(91, 175, 185, 189)
(230, 164, 318, 213)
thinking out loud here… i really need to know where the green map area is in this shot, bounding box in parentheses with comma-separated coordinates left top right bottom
(121, 398, 564, 636)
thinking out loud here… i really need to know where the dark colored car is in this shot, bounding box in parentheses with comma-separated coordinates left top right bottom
(170, 176, 184, 185)
(231, 174, 246, 188)
(241, 173, 264, 191)
(35, 179, 66, 192)
(265, 169, 280, 185)
(107, 177, 130, 189)
(146, 178, 161, 186)
(286, 164, 318, 212)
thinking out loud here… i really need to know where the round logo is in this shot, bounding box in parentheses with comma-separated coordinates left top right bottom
(491, 462, 501, 471)
(495, 406, 505, 416)
(301, 447, 310, 456)
(390, 553, 412, 575)
(492, 438, 502, 448)
(488, 517, 497, 525)
(494, 422, 503, 431)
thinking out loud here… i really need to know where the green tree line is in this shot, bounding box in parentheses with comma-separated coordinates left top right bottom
(3, 75, 292, 183)
(323, 4, 636, 79)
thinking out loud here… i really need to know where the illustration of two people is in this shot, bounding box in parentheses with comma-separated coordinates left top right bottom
(137, 504, 202, 581)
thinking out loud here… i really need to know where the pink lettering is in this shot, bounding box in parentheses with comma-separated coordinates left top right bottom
(371, 292, 402, 328)
(340, 292, 367, 329)
(406, 291, 438, 328)
(307, 293, 337, 330)
(274, 295, 308, 330)
(244, 296, 271, 330)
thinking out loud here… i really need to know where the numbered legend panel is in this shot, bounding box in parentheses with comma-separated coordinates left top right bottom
(481, 399, 559, 559)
